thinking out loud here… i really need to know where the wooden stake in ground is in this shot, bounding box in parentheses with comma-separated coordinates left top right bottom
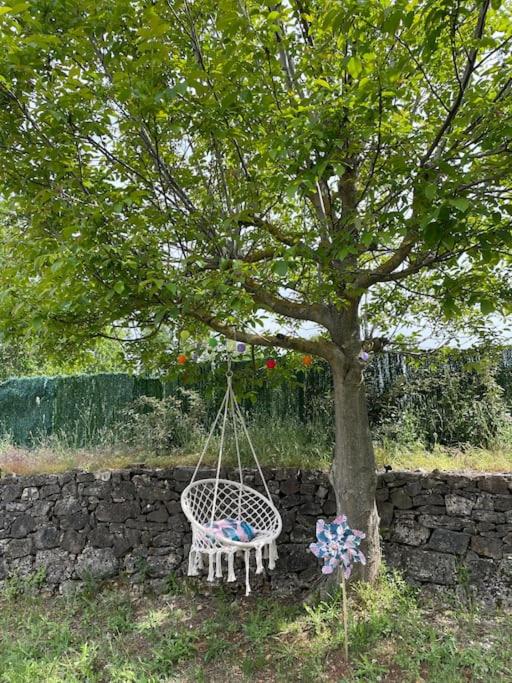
(341, 573, 349, 660)
(309, 514, 366, 663)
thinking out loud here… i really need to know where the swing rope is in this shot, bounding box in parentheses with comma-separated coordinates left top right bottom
(181, 359, 282, 596)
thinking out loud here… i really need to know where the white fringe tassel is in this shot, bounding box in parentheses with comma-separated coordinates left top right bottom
(187, 550, 198, 576)
(207, 553, 215, 582)
(215, 550, 223, 578)
(227, 552, 236, 582)
(255, 546, 263, 574)
(268, 540, 278, 570)
(244, 549, 251, 596)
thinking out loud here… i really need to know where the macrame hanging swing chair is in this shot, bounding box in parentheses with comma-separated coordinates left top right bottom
(181, 363, 282, 596)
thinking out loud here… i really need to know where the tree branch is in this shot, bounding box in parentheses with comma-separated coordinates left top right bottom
(191, 312, 335, 359)
(420, 0, 491, 166)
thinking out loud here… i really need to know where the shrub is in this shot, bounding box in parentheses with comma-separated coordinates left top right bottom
(121, 389, 206, 453)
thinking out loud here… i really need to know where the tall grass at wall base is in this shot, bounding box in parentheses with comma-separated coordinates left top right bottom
(0, 415, 510, 476)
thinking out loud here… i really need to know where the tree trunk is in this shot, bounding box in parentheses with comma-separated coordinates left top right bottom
(328, 348, 381, 583)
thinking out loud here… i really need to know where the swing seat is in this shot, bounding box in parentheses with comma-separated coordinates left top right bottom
(182, 478, 281, 549)
(180, 364, 282, 595)
(181, 478, 282, 593)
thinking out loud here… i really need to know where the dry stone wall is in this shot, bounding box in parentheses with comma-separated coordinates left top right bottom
(0, 467, 511, 603)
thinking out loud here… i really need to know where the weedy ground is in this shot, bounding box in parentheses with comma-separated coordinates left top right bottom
(1, 571, 511, 682)
(0, 419, 511, 476)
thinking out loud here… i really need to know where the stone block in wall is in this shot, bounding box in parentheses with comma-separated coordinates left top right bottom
(7, 538, 33, 559)
(428, 529, 470, 555)
(35, 549, 73, 585)
(8, 555, 33, 578)
(493, 496, 512, 512)
(378, 502, 394, 528)
(477, 476, 509, 494)
(145, 551, 182, 578)
(498, 556, 512, 584)
(316, 485, 329, 500)
(31, 502, 53, 517)
(11, 514, 36, 538)
(1, 484, 22, 503)
(472, 510, 505, 524)
(89, 525, 114, 548)
(80, 481, 112, 499)
(281, 494, 302, 509)
(61, 529, 86, 554)
(323, 500, 336, 515)
(464, 553, 496, 588)
(40, 484, 61, 499)
(146, 504, 170, 523)
(280, 509, 296, 534)
(418, 514, 468, 531)
(95, 501, 140, 523)
(279, 544, 314, 573)
(165, 501, 182, 515)
(21, 487, 39, 501)
(445, 494, 475, 516)
(34, 526, 60, 550)
(404, 480, 423, 497)
(75, 547, 119, 580)
(281, 478, 300, 496)
(416, 505, 446, 515)
(413, 493, 445, 507)
(474, 494, 495, 510)
(172, 467, 197, 482)
(298, 500, 323, 516)
(471, 535, 503, 560)
(391, 519, 430, 546)
(404, 548, 457, 585)
(390, 488, 412, 509)
(111, 481, 136, 502)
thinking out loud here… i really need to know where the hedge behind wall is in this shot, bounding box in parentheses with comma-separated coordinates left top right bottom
(0, 349, 510, 448)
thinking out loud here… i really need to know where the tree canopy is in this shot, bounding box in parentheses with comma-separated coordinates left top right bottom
(0, 0, 511, 366)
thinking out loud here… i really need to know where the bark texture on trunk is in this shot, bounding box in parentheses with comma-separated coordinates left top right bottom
(328, 347, 381, 583)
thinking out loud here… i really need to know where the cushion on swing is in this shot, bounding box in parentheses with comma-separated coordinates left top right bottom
(205, 518, 256, 543)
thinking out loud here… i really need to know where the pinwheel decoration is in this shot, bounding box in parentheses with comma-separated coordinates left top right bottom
(309, 514, 366, 579)
(309, 514, 366, 661)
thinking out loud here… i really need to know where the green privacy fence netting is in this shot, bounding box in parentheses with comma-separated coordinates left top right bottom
(0, 349, 510, 448)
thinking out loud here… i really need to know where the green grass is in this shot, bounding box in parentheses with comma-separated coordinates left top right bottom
(1, 418, 511, 476)
(1, 572, 511, 682)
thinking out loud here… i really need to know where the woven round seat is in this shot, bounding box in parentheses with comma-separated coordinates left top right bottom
(181, 478, 282, 551)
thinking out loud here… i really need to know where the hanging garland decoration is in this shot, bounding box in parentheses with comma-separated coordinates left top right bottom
(176, 333, 328, 370)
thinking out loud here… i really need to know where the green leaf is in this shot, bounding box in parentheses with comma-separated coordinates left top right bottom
(114, 282, 125, 295)
(273, 261, 288, 277)
(314, 78, 331, 90)
(347, 56, 362, 79)
(449, 198, 470, 212)
(424, 184, 437, 200)
(480, 300, 494, 315)
(0, 6, 13, 15)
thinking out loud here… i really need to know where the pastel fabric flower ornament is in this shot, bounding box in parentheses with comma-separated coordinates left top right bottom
(309, 515, 366, 579)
